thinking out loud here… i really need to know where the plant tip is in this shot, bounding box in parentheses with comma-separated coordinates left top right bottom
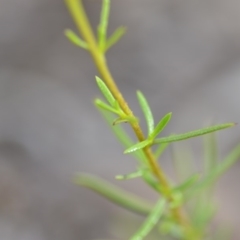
(95, 76, 100, 82)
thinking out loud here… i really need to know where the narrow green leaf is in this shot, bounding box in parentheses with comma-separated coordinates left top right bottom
(154, 123, 235, 144)
(96, 76, 115, 106)
(124, 139, 153, 154)
(74, 173, 152, 216)
(154, 143, 169, 159)
(136, 91, 154, 135)
(95, 99, 136, 125)
(105, 26, 126, 51)
(173, 174, 200, 193)
(150, 113, 172, 139)
(95, 104, 147, 163)
(64, 29, 88, 49)
(116, 170, 142, 180)
(98, 0, 110, 51)
(130, 198, 166, 240)
(95, 99, 119, 114)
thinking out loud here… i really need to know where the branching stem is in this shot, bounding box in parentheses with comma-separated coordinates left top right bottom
(65, 0, 199, 238)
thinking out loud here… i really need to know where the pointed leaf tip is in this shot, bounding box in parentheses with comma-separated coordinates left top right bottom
(150, 112, 172, 139)
(105, 26, 126, 51)
(64, 29, 88, 49)
(154, 122, 235, 144)
(95, 76, 115, 106)
(98, 0, 111, 51)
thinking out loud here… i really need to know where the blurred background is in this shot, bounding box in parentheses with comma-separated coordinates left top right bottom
(0, 0, 240, 239)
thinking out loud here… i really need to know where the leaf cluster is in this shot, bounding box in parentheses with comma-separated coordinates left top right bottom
(93, 76, 238, 239)
(65, 0, 126, 53)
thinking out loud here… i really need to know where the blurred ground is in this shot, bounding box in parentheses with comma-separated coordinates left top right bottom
(0, 0, 240, 239)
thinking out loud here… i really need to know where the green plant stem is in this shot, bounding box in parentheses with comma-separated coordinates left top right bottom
(64, 0, 169, 195)
(65, 0, 196, 237)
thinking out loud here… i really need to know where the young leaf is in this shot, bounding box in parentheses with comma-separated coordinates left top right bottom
(98, 0, 110, 51)
(95, 104, 147, 163)
(95, 99, 137, 125)
(95, 99, 119, 114)
(64, 29, 88, 49)
(154, 123, 235, 144)
(74, 173, 152, 216)
(150, 113, 172, 139)
(105, 26, 126, 51)
(96, 76, 115, 106)
(136, 91, 154, 135)
(124, 139, 153, 154)
(116, 170, 142, 180)
(130, 198, 166, 240)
